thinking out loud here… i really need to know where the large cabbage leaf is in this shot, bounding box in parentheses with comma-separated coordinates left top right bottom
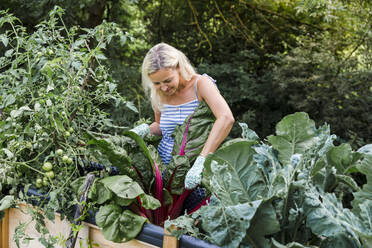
(203, 140, 264, 202)
(267, 112, 318, 166)
(304, 186, 372, 247)
(200, 140, 280, 247)
(352, 154, 372, 214)
(199, 196, 263, 248)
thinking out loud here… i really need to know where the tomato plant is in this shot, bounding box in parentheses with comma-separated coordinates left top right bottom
(0, 6, 136, 247)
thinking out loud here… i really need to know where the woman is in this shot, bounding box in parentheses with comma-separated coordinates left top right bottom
(132, 43, 234, 189)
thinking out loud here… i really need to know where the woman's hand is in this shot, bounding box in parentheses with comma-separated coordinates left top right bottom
(184, 156, 205, 189)
(150, 121, 162, 136)
(130, 123, 150, 138)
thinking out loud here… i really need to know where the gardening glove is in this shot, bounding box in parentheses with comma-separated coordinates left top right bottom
(130, 123, 150, 138)
(185, 156, 205, 189)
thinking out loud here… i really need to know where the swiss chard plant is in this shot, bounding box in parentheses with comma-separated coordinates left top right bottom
(166, 112, 372, 248)
(73, 101, 215, 242)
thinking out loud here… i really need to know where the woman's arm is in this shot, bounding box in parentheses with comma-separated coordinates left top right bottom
(150, 109, 162, 136)
(197, 76, 235, 156)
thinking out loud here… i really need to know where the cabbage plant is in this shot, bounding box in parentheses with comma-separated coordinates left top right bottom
(167, 112, 372, 248)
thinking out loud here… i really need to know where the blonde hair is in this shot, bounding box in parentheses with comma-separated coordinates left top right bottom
(141, 43, 196, 110)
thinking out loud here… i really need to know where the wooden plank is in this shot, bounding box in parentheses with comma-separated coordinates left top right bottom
(7, 203, 158, 248)
(1, 209, 9, 248)
(8, 203, 88, 248)
(163, 226, 179, 248)
(0, 211, 2, 248)
(9, 206, 68, 248)
(88, 224, 158, 248)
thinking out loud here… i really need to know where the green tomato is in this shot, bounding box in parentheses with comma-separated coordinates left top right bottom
(36, 178, 43, 188)
(67, 157, 73, 164)
(64, 131, 71, 137)
(45, 171, 55, 179)
(68, 127, 74, 133)
(56, 149, 63, 156)
(48, 49, 54, 55)
(42, 162, 53, 172)
(43, 177, 49, 186)
(62, 155, 69, 163)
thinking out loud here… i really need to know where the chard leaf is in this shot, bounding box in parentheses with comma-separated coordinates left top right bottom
(123, 131, 159, 193)
(100, 175, 144, 199)
(113, 194, 134, 206)
(131, 150, 154, 191)
(96, 204, 121, 228)
(123, 130, 154, 166)
(88, 180, 113, 204)
(200, 196, 263, 248)
(164, 102, 214, 196)
(163, 155, 190, 195)
(96, 205, 146, 242)
(172, 101, 215, 162)
(267, 112, 318, 166)
(139, 193, 161, 210)
(162, 189, 173, 206)
(96, 205, 122, 242)
(71, 177, 86, 195)
(86, 133, 135, 178)
(118, 210, 147, 241)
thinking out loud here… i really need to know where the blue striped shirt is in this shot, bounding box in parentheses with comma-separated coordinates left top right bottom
(158, 74, 216, 165)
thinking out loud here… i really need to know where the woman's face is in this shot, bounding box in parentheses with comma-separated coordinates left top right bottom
(149, 67, 180, 96)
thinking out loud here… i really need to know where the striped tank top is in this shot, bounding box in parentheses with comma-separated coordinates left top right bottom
(158, 74, 216, 165)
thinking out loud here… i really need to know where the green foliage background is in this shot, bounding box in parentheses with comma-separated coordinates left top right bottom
(1, 0, 371, 146)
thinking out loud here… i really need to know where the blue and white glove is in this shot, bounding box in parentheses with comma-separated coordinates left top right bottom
(185, 156, 205, 189)
(130, 123, 150, 138)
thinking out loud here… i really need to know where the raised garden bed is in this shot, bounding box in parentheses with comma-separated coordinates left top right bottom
(0, 202, 219, 248)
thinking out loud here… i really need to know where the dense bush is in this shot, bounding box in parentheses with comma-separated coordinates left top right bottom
(270, 34, 372, 147)
(2, 0, 371, 145)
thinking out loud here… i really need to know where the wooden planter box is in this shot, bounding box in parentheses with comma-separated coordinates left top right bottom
(0, 203, 219, 248)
